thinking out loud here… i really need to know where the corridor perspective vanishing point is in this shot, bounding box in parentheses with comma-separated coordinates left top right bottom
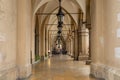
(0, 0, 120, 80)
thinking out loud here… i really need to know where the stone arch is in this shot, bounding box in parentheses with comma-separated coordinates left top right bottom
(33, 0, 86, 14)
(31, 0, 86, 62)
(36, 5, 80, 31)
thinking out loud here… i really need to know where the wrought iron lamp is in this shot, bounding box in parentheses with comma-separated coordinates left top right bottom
(56, 0, 64, 25)
(57, 23, 63, 31)
(56, 0, 64, 38)
(56, 0, 64, 47)
(57, 34, 61, 48)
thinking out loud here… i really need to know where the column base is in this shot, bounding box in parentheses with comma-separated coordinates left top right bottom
(17, 64, 32, 79)
(74, 57, 79, 61)
(91, 63, 120, 80)
(86, 60, 91, 65)
(71, 55, 74, 58)
(31, 58, 35, 64)
(68, 53, 74, 58)
(41, 56, 45, 61)
(78, 55, 88, 60)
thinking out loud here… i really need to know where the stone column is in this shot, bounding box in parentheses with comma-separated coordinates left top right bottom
(35, 16, 39, 57)
(39, 30, 42, 57)
(71, 38, 74, 57)
(31, 16, 36, 63)
(50, 34, 52, 52)
(86, 0, 91, 64)
(78, 30, 82, 59)
(40, 28, 45, 60)
(66, 40, 68, 54)
(78, 13, 88, 61)
(45, 27, 48, 57)
(48, 32, 50, 52)
(86, 27, 91, 64)
(70, 39, 72, 56)
(79, 27, 89, 61)
(68, 40, 70, 55)
(74, 30, 79, 60)
(91, 0, 120, 79)
(46, 31, 49, 57)
(72, 31, 75, 58)
(90, 0, 104, 78)
(69, 40, 72, 55)
(17, 0, 32, 79)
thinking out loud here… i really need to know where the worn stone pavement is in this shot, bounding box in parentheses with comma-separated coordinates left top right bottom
(27, 54, 97, 80)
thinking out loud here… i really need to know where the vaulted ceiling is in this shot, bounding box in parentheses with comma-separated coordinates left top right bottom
(32, 0, 90, 40)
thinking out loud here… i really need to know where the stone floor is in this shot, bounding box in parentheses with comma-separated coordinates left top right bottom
(27, 54, 97, 80)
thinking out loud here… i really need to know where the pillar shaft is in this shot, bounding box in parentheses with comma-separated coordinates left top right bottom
(17, 0, 32, 78)
(40, 29, 45, 59)
(91, 0, 120, 79)
(74, 30, 79, 60)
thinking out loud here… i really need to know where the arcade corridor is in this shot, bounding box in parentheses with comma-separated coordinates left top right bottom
(28, 55, 96, 80)
(1, 0, 120, 80)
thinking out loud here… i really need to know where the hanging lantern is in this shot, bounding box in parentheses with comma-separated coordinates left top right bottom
(57, 7, 64, 24)
(57, 37, 61, 49)
(58, 30, 62, 34)
(57, 23, 63, 31)
(57, 33, 61, 38)
(56, 0, 64, 24)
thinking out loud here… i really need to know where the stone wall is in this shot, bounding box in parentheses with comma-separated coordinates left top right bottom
(0, 0, 17, 79)
(0, 67, 17, 80)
